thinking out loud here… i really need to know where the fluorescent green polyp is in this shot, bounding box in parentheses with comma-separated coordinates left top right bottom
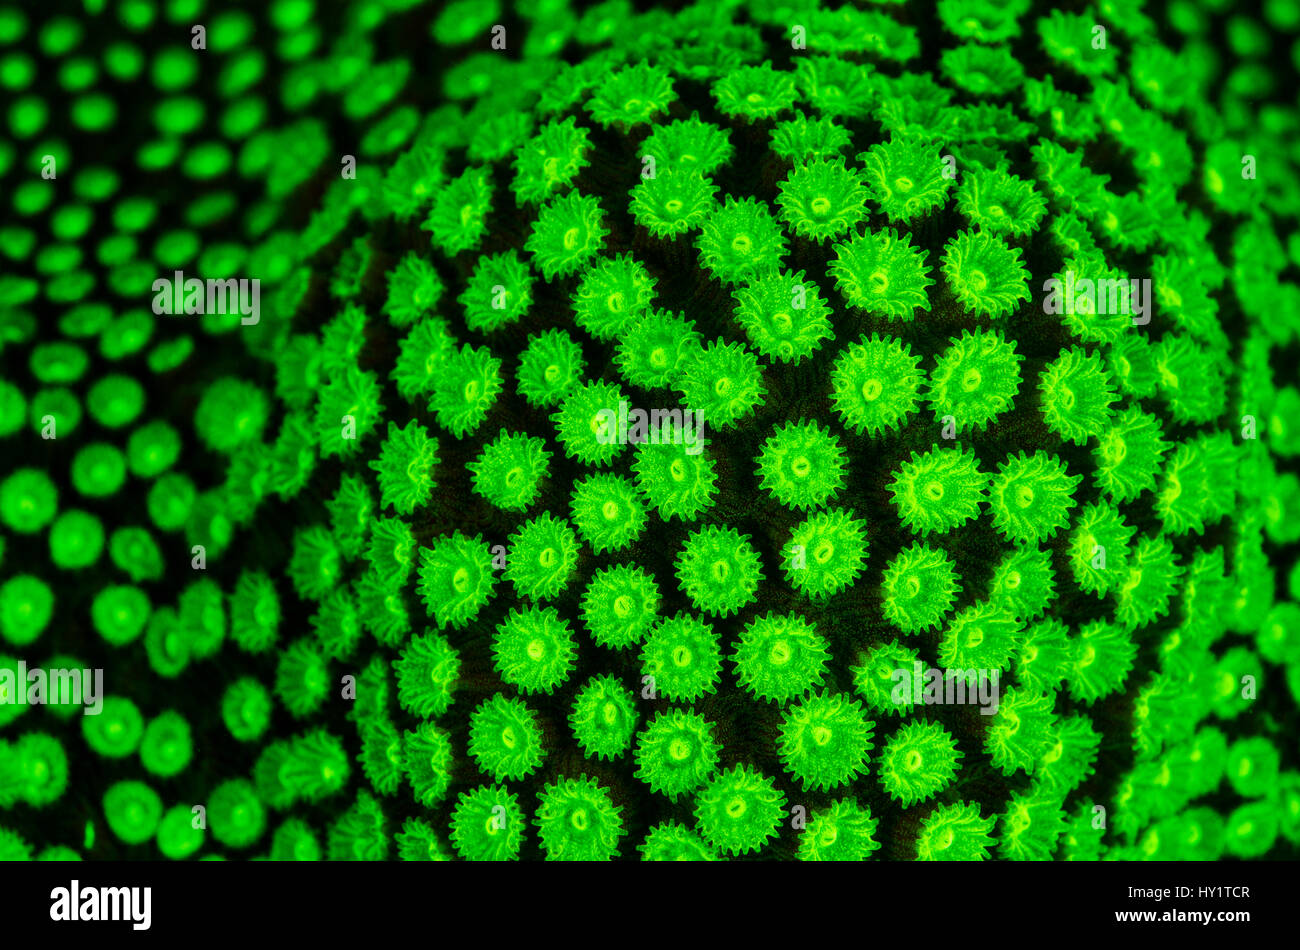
(515, 329, 585, 408)
(109, 527, 164, 583)
(756, 419, 847, 511)
(142, 609, 189, 679)
(393, 632, 459, 717)
(0, 826, 33, 860)
(9, 733, 69, 807)
(253, 731, 349, 808)
(415, 531, 496, 629)
(580, 564, 661, 650)
(782, 508, 869, 601)
(323, 483, 373, 567)
(103, 781, 162, 846)
(0, 379, 24, 436)
(450, 786, 525, 861)
(640, 612, 722, 702)
(48, 509, 104, 569)
(674, 524, 762, 617)
(0, 468, 57, 533)
(731, 612, 830, 704)
(83, 697, 145, 758)
(402, 722, 453, 807)
(85, 373, 146, 427)
(0, 575, 53, 645)
(505, 513, 579, 601)
(694, 765, 786, 856)
(634, 708, 720, 801)
(639, 822, 718, 861)
(327, 791, 387, 860)
(915, 802, 997, 860)
(369, 420, 439, 514)
(288, 526, 342, 602)
(275, 639, 329, 719)
(569, 473, 647, 554)
(147, 472, 196, 531)
(778, 691, 876, 792)
(194, 377, 269, 454)
(631, 430, 718, 521)
(177, 579, 225, 659)
(491, 606, 576, 695)
(469, 695, 545, 781)
(270, 818, 322, 861)
(799, 799, 881, 861)
(37, 654, 86, 720)
(877, 720, 963, 806)
(70, 443, 127, 497)
(28, 388, 82, 436)
(551, 380, 628, 466)
(230, 571, 281, 653)
(207, 778, 266, 849)
(569, 675, 638, 761)
(91, 585, 151, 646)
(357, 718, 403, 797)
(469, 430, 550, 512)
(157, 805, 204, 860)
(139, 711, 194, 778)
(126, 421, 181, 478)
(534, 774, 625, 861)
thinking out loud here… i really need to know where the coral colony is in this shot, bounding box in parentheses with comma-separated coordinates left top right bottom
(0, 0, 1298, 864)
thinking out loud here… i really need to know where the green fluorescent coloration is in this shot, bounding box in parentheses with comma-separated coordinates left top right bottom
(82, 696, 144, 758)
(103, 780, 163, 846)
(0, 0, 1297, 864)
(139, 710, 194, 778)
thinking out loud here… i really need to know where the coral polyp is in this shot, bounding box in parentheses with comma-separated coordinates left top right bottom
(731, 612, 831, 704)
(880, 543, 962, 634)
(927, 328, 1024, 433)
(889, 445, 988, 537)
(569, 675, 639, 762)
(469, 695, 545, 782)
(526, 191, 609, 281)
(828, 333, 924, 437)
(775, 158, 870, 242)
(878, 720, 963, 807)
(634, 708, 721, 801)
(783, 507, 870, 601)
(829, 226, 934, 320)
(859, 134, 954, 223)
(695, 197, 788, 286)
(915, 802, 998, 860)
(640, 612, 723, 702)
(755, 418, 847, 511)
(989, 451, 1082, 544)
(778, 691, 876, 792)
(534, 774, 626, 861)
(491, 606, 577, 696)
(675, 525, 763, 617)
(630, 169, 719, 240)
(417, 532, 497, 630)
(799, 798, 882, 861)
(693, 765, 787, 856)
(505, 513, 579, 602)
(513, 116, 591, 206)
(941, 229, 1031, 319)
(581, 564, 662, 651)
(731, 270, 834, 365)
